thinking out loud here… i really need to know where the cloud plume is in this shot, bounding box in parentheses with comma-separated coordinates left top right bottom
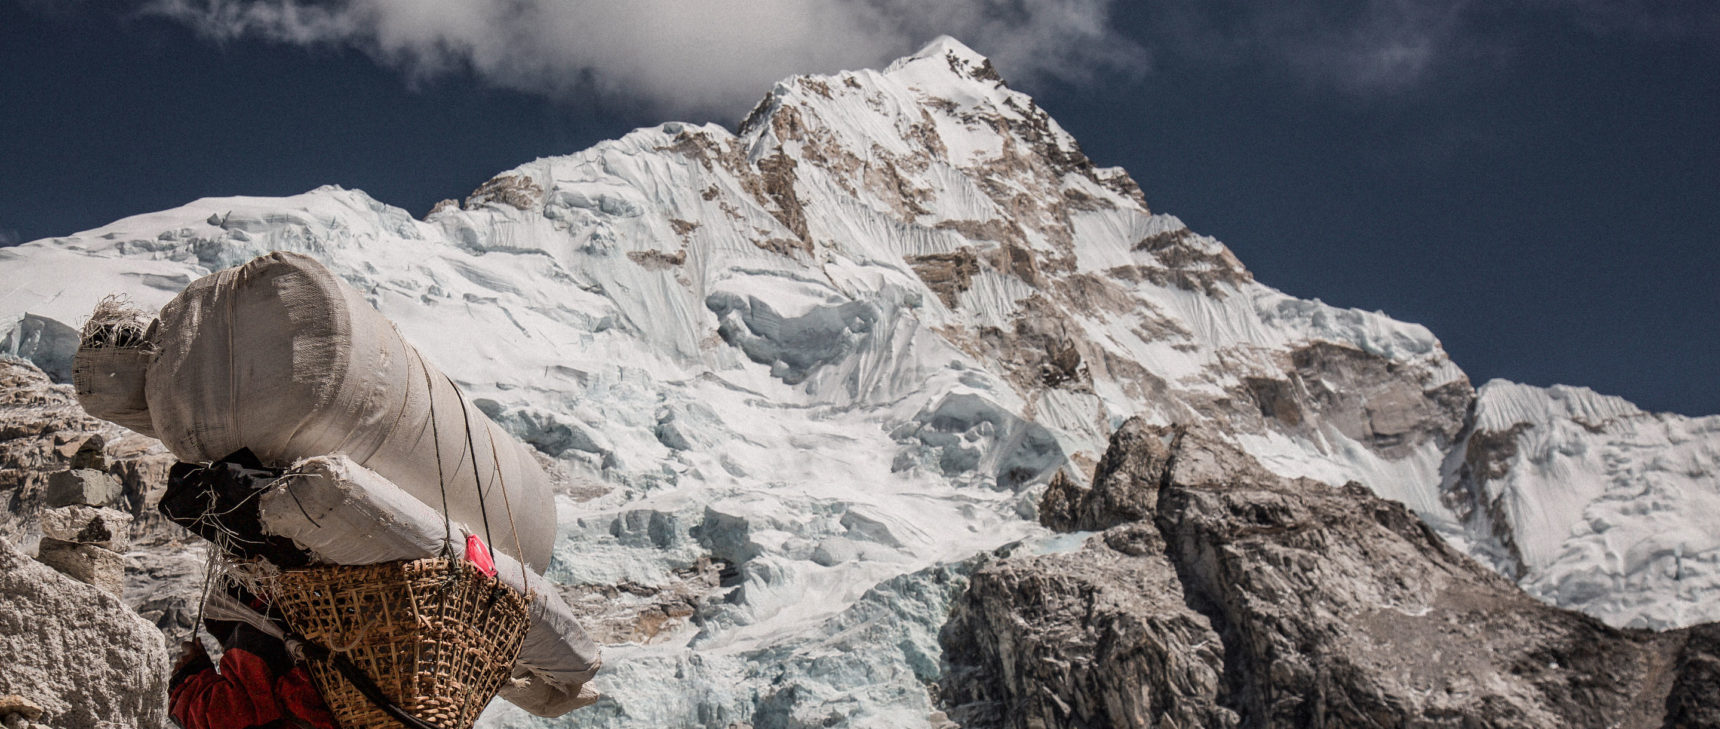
(144, 0, 1146, 118)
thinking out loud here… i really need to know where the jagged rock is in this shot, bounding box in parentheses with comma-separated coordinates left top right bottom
(34, 538, 128, 597)
(0, 695, 44, 722)
(38, 505, 131, 552)
(43, 469, 122, 508)
(0, 537, 168, 729)
(1666, 624, 1720, 728)
(1038, 418, 1177, 531)
(0, 360, 176, 538)
(940, 523, 1238, 728)
(945, 418, 1720, 728)
(0, 359, 196, 646)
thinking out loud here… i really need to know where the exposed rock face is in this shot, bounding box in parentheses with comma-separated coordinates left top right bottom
(940, 523, 1238, 728)
(1276, 341, 1471, 458)
(0, 536, 170, 729)
(0, 361, 176, 541)
(1038, 420, 1181, 532)
(1667, 624, 1720, 728)
(0, 360, 201, 638)
(942, 418, 1720, 728)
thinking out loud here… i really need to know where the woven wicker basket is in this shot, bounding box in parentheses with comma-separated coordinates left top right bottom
(267, 558, 530, 729)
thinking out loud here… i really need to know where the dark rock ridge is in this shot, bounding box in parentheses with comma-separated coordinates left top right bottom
(940, 417, 1720, 728)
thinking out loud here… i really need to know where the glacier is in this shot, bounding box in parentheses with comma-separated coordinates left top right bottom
(2, 35, 1716, 727)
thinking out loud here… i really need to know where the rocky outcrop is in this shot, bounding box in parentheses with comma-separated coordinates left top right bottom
(0, 536, 170, 729)
(941, 418, 1720, 728)
(1, 361, 176, 541)
(0, 360, 202, 638)
(939, 523, 1239, 728)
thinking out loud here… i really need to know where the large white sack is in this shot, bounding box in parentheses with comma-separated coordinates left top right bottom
(145, 251, 554, 571)
(259, 455, 601, 717)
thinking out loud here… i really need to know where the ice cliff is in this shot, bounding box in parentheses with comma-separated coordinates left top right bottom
(1, 36, 1716, 727)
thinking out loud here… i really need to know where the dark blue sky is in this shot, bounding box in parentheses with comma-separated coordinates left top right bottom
(3, 2, 1717, 415)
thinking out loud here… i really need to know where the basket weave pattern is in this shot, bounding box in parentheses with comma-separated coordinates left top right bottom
(268, 558, 530, 729)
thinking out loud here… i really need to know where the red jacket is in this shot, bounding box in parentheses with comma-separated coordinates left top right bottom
(169, 622, 335, 729)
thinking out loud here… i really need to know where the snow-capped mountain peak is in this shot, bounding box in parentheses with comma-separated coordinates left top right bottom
(3, 37, 1717, 727)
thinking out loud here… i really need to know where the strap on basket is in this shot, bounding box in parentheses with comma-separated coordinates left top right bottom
(287, 631, 440, 729)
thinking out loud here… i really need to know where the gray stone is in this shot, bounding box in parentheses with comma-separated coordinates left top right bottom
(34, 539, 127, 597)
(37, 506, 131, 552)
(941, 523, 1239, 729)
(42, 469, 122, 508)
(944, 418, 1720, 728)
(0, 537, 169, 729)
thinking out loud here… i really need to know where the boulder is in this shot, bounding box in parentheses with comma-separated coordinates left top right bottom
(42, 469, 122, 508)
(942, 418, 1720, 728)
(38, 506, 131, 552)
(34, 539, 127, 597)
(0, 537, 169, 728)
(0, 695, 44, 721)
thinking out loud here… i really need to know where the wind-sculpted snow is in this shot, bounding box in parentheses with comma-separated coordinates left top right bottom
(1445, 380, 1720, 629)
(2, 35, 1717, 727)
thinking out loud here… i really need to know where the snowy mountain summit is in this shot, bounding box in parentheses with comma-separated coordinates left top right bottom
(3, 37, 1718, 727)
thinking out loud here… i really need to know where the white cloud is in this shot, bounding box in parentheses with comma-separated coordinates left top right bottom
(143, 0, 1146, 118)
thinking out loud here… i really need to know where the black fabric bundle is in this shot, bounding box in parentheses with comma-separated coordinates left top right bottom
(158, 448, 313, 568)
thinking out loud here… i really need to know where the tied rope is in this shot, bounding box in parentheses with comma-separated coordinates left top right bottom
(416, 352, 458, 562)
(449, 375, 498, 568)
(485, 434, 532, 603)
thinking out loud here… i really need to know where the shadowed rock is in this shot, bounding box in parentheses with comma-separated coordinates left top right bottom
(941, 417, 1720, 728)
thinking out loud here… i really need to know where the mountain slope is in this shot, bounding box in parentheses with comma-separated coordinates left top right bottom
(1, 36, 1716, 726)
(947, 418, 1714, 728)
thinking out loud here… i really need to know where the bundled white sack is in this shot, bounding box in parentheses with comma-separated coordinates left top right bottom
(75, 251, 554, 572)
(72, 296, 159, 436)
(260, 455, 601, 717)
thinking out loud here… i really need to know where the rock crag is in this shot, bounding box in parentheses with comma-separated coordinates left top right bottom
(0, 360, 201, 639)
(941, 418, 1720, 728)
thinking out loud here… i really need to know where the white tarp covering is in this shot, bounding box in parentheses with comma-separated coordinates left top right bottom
(81, 251, 555, 572)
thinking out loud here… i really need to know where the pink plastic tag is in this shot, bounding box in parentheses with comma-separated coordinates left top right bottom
(464, 534, 498, 577)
